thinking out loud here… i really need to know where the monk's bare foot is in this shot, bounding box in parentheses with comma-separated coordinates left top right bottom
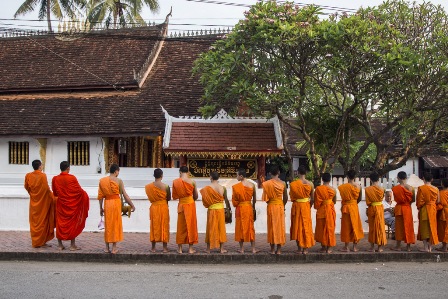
(57, 245, 65, 250)
(428, 247, 432, 253)
(339, 248, 350, 252)
(377, 249, 384, 253)
(352, 247, 359, 252)
(204, 250, 211, 254)
(252, 249, 259, 254)
(220, 249, 228, 254)
(302, 250, 308, 255)
(177, 249, 182, 254)
(111, 249, 119, 254)
(326, 250, 332, 254)
(270, 250, 276, 255)
(69, 246, 81, 251)
(188, 249, 196, 254)
(150, 249, 156, 253)
(237, 249, 244, 254)
(276, 250, 282, 255)
(104, 249, 111, 253)
(162, 249, 169, 253)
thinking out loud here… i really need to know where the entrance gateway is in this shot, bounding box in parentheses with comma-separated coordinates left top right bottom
(162, 107, 284, 187)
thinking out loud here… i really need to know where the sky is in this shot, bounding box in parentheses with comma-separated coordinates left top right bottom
(0, 0, 447, 34)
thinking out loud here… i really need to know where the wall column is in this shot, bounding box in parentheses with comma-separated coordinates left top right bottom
(179, 155, 187, 167)
(36, 138, 47, 171)
(257, 156, 266, 188)
(156, 135, 163, 168)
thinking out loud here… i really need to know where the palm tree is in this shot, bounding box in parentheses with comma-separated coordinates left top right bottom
(87, 0, 159, 29)
(14, 0, 86, 32)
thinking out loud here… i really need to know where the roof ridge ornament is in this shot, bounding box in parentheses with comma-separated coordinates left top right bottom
(211, 109, 233, 119)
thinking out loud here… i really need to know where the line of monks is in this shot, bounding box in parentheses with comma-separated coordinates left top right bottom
(24, 160, 448, 255)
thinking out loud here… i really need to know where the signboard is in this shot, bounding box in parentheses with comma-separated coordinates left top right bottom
(188, 159, 257, 179)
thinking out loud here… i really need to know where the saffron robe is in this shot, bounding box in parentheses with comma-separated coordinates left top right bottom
(145, 183, 170, 243)
(437, 190, 448, 243)
(24, 170, 55, 247)
(365, 185, 387, 246)
(232, 182, 255, 242)
(52, 172, 89, 241)
(289, 180, 315, 248)
(338, 183, 364, 243)
(200, 186, 227, 249)
(392, 185, 415, 244)
(314, 185, 336, 247)
(97, 177, 123, 243)
(172, 178, 198, 245)
(417, 185, 439, 245)
(262, 179, 286, 245)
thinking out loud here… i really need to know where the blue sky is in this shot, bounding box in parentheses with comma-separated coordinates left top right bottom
(1, 0, 446, 34)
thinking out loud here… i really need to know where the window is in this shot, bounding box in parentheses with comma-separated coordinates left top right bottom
(67, 141, 90, 166)
(9, 142, 29, 165)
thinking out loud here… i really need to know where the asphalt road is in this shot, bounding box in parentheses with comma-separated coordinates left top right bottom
(0, 261, 446, 298)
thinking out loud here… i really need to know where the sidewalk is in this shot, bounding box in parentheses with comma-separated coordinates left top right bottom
(0, 231, 446, 264)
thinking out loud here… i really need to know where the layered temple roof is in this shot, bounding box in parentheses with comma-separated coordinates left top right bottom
(0, 23, 219, 136)
(163, 108, 283, 157)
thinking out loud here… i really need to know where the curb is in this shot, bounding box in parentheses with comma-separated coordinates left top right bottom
(0, 251, 446, 264)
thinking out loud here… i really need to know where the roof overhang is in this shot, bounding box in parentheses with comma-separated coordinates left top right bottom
(422, 156, 448, 168)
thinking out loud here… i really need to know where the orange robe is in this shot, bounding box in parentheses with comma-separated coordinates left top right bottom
(97, 177, 123, 243)
(289, 180, 315, 248)
(172, 178, 198, 245)
(365, 185, 387, 246)
(338, 183, 364, 243)
(314, 185, 336, 247)
(24, 170, 55, 247)
(200, 186, 227, 249)
(52, 173, 89, 241)
(392, 185, 415, 244)
(437, 190, 448, 243)
(262, 179, 286, 245)
(417, 185, 439, 245)
(232, 182, 255, 242)
(145, 183, 170, 243)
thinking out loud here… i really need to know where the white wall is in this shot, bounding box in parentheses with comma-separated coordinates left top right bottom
(388, 158, 418, 180)
(0, 138, 40, 176)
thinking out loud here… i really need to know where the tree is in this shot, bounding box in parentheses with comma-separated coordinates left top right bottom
(14, 0, 86, 32)
(86, 0, 159, 29)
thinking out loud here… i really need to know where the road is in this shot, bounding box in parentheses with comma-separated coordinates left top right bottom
(0, 261, 446, 298)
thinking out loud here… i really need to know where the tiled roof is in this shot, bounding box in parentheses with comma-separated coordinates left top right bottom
(422, 156, 448, 168)
(0, 26, 164, 92)
(0, 33, 216, 136)
(165, 122, 281, 153)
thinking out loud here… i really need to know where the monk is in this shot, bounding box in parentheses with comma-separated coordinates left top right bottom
(314, 172, 337, 253)
(52, 161, 89, 251)
(365, 172, 387, 252)
(262, 165, 288, 255)
(172, 166, 198, 254)
(338, 169, 364, 252)
(98, 164, 135, 254)
(391, 171, 415, 251)
(145, 168, 171, 253)
(289, 165, 315, 254)
(232, 168, 257, 254)
(200, 171, 231, 253)
(436, 179, 448, 252)
(24, 159, 55, 248)
(416, 173, 439, 252)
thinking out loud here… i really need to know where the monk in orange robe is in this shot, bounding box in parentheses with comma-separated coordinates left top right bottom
(365, 172, 387, 252)
(289, 165, 315, 254)
(145, 168, 171, 253)
(314, 172, 337, 253)
(262, 165, 288, 255)
(52, 161, 89, 251)
(338, 169, 364, 252)
(436, 179, 448, 252)
(391, 171, 415, 251)
(232, 168, 257, 254)
(200, 171, 231, 253)
(24, 160, 55, 248)
(98, 164, 135, 254)
(416, 173, 439, 252)
(172, 166, 198, 254)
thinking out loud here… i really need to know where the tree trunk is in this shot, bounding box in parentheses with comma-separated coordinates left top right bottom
(47, 0, 52, 32)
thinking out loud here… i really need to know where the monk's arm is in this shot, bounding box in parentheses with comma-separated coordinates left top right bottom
(410, 186, 416, 203)
(416, 188, 423, 209)
(332, 191, 337, 205)
(193, 182, 198, 200)
(309, 187, 315, 207)
(99, 199, 104, 216)
(121, 183, 136, 211)
(282, 184, 288, 206)
(437, 190, 440, 204)
(223, 187, 231, 210)
(166, 186, 171, 201)
(357, 187, 362, 203)
(252, 184, 257, 208)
